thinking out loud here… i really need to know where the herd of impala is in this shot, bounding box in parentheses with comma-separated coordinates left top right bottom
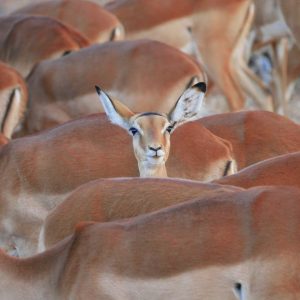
(1, 0, 300, 299)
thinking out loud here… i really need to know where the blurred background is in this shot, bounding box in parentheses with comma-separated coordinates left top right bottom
(0, 0, 300, 139)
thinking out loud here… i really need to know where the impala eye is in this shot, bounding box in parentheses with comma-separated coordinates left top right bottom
(129, 127, 138, 136)
(166, 125, 174, 134)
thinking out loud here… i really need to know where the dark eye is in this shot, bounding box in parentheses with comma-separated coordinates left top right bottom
(166, 125, 174, 134)
(129, 127, 138, 136)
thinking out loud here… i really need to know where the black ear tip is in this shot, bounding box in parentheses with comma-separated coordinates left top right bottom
(193, 82, 206, 93)
(95, 85, 101, 95)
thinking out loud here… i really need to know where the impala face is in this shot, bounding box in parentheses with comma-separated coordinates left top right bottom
(96, 82, 206, 177)
(129, 113, 173, 166)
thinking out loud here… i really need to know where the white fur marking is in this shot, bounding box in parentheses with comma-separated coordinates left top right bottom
(170, 88, 205, 124)
(97, 89, 129, 129)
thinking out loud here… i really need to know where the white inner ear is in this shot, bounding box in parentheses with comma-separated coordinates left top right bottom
(3, 88, 22, 139)
(169, 87, 205, 125)
(97, 89, 130, 130)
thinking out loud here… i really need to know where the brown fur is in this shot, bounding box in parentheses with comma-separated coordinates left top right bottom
(14, 0, 124, 43)
(214, 151, 300, 188)
(1, 186, 300, 299)
(0, 15, 90, 77)
(0, 134, 8, 146)
(199, 110, 300, 169)
(0, 113, 233, 256)
(106, 0, 252, 110)
(41, 178, 242, 250)
(25, 39, 205, 134)
(0, 61, 28, 139)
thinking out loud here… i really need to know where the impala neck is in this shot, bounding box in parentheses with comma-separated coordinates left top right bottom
(138, 162, 168, 177)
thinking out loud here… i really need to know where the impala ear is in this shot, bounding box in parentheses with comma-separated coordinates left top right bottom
(168, 82, 206, 127)
(3, 88, 22, 139)
(95, 85, 134, 129)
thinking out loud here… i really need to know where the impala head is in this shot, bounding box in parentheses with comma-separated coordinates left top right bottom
(95, 82, 206, 177)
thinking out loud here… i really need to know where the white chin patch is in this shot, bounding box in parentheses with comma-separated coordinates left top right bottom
(146, 156, 164, 165)
(147, 149, 165, 157)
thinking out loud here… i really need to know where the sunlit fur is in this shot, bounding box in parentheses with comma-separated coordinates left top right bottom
(107, 0, 254, 111)
(0, 15, 90, 77)
(199, 110, 300, 170)
(214, 152, 300, 189)
(25, 40, 205, 134)
(13, 0, 124, 44)
(40, 178, 242, 251)
(96, 82, 207, 177)
(1, 186, 300, 299)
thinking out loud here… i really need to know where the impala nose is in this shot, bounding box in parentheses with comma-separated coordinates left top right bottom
(149, 146, 162, 152)
(148, 146, 164, 158)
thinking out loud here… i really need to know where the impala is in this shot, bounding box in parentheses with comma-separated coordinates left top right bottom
(95, 82, 219, 177)
(276, 0, 300, 114)
(25, 39, 205, 134)
(106, 0, 258, 111)
(246, 0, 300, 113)
(214, 151, 300, 189)
(0, 15, 90, 77)
(198, 110, 300, 169)
(0, 61, 28, 142)
(1, 186, 300, 299)
(279, 0, 300, 46)
(13, 0, 124, 44)
(0, 111, 234, 256)
(39, 178, 242, 252)
(41, 151, 300, 254)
